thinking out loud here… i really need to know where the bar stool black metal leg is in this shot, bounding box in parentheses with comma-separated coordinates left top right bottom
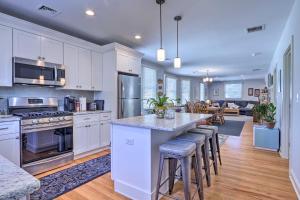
(216, 133, 222, 165)
(168, 158, 177, 195)
(194, 147, 204, 200)
(155, 154, 165, 200)
(202, 144, 211, 187)
(180, 156, 192, 200)
(209, 137, 218, 175)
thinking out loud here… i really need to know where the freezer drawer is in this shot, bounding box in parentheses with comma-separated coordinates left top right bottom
(118, 99, 141, 118)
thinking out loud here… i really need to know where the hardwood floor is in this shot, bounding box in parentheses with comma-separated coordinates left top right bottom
(37, 120, 297, 200)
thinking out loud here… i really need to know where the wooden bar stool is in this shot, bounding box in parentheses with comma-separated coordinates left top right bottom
(188, 128, 218, 176)
(155, 139, 201, 200)
(197, 125, 222, 165)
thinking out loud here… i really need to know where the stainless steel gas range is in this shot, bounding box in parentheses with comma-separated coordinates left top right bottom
(8, 97, 74, 175)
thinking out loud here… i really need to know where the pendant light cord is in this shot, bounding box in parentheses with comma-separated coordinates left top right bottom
(160, 2, 162, 49)
(176, 19, 179, 57)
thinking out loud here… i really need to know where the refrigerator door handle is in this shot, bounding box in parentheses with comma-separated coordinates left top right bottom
(121, 99, 124, 117)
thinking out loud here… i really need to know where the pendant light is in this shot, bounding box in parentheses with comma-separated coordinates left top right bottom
(156, 0, 166, 62)
(174, 16, 182, 68)
(203, 70, 213, 83)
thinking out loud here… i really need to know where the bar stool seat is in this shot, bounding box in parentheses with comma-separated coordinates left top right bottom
(176, 133, 206, 145)
(188, 128, 213, 137)
(159, 140, 196, 157)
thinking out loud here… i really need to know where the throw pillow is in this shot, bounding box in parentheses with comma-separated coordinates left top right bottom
(212, 102, 220, 107)
(246, 103, 255, 109)
(228, 103, 235, 108)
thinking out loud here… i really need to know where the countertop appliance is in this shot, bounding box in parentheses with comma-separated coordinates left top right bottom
(64, 96, 76, 112)
(79, 97, 86, 112)
(8, 97, 74, 175)
(94, 100, 104, 110)
(118, 74, 141, 118)
(13, 57, 65, 87)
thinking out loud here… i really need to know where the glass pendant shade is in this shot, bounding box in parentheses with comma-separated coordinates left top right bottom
(157, 48, 166, 62)
(174, 57, 181, 68)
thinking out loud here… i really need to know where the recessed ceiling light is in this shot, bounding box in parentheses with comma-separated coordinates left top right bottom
(85, 9, 95, 16)
(134, 35, 142, 40)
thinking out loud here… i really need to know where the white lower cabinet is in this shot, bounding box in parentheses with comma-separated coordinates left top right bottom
(73, 113, 111, 156)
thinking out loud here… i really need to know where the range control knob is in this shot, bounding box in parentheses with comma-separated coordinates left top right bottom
(32, 119, 38, 124)
(49, 118, 54, 122)
(59, 117, 64, 121)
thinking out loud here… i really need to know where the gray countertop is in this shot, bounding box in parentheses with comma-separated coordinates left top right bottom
(72, 110, 111, 115)
(0, 155, 40, 200)
(111, 113, 212, 131)
(0, 115, 20, 123)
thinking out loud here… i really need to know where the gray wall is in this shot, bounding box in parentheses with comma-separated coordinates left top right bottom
(207, 79, 266, 101)
(0, 85, 94, 110)
(268, 0, 300, 193)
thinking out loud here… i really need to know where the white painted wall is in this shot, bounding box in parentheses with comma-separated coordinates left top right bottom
(207, 79, 265, 101)
(268, 0, 300, 197)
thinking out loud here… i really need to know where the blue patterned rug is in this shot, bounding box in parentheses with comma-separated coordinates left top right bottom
(31, 154, 111, 200)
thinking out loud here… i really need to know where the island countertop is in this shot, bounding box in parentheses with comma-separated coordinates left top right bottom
(0, 155, 40, 200)
(111, 113, 212, 131)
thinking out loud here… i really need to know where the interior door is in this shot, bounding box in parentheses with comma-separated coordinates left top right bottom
(63, 43, 78, 90)
(13, 29, 41, 60)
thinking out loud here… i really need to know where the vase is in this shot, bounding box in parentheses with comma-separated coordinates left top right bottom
(155, 108, 165, 118)
(266, 122, 275, 129)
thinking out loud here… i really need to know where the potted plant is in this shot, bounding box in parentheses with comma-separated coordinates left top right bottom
(265, 103, 276, 129)
(147, 95, 172, 118)
(252, 103, 268, 124)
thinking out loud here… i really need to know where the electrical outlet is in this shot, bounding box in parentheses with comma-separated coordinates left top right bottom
(297, 93, 299, 103)
(126, 139, 134, 146)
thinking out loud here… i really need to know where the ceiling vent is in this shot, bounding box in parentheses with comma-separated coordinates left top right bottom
(37, 5, 61, 17)
(246, 25, 265, 33)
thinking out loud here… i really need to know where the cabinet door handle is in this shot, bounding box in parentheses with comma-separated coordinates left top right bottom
(84, 118, 91, 120)
(0, 127, 8, 131)
(15, 136, 20, 140)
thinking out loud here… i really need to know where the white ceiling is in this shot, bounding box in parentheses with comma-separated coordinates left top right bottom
(0, 0, 295, 79)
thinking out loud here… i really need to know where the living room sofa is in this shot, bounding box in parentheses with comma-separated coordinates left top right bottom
(212, 100, 259, 116)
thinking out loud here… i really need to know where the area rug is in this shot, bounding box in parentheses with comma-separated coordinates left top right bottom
(216, 120, 245, 136)
(31, 154, 111, 200)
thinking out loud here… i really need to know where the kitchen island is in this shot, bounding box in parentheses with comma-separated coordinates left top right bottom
(111, 113, 211, 200)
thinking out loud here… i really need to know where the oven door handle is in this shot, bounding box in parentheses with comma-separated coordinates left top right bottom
(21, 123, 73, 134)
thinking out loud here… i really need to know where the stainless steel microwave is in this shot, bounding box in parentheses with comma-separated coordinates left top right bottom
(13, 57, 66, 87)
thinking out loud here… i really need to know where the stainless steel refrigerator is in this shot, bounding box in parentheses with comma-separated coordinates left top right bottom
(118, 74, 141, 118)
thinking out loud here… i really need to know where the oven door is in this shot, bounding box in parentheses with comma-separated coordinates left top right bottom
(21, 125, 73, 165)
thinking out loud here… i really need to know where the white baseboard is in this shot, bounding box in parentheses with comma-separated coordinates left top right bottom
(74, 146, 110, 160)
(290, 170, 300, 199)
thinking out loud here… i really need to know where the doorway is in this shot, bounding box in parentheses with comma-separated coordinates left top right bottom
(281, 36, 294, 160)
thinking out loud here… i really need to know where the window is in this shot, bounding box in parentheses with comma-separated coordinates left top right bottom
(200, 83, 205, 101)
(165, 76, 177, 101)
(142, 67, 157, 108)
(225, 83, 242, 99)
(181, 80, 191, 103)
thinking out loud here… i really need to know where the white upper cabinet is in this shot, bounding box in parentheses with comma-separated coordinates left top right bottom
(13, 29, 41, 61)
(116, 52, 141, 75)
(91, 51, 103, 91)
(63, 43, 94, 90)
(13, 29, 63, 64)
(0, 25, 12, 87)
(63, 43, 79, 90)
(41, 37, 63, 64)
(78, 48, 92, 90)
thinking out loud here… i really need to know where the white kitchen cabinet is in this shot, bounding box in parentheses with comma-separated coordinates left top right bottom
(0, 25, 13, 87)
(41, 37, 63, 64)
(100, 120, 111, 147)
(13, 29, 63, 64)
(116, 52, 141, 75)
(78, 48, 92, 90)
(88, 122, 101, 151)
(0, 121, 20, 166)
(13, 29, 41, 61)
(91, 51, 103, 91)
(63, 43, 93, 90)
(73, 123, 89, 155)
(63, 43, 79, 90)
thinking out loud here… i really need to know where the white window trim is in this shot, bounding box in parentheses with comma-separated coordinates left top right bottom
(224, 82, 243, 100)
(180, 79, 191, 103)
(164, 74, 178, 100)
